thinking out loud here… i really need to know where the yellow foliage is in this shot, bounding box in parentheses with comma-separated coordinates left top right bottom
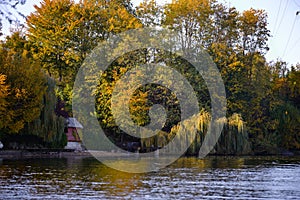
(0, 74, 9, 99)
(228, 113, 245, 133)
(0, 74, 10, 129)
(0, 43, 47, 133)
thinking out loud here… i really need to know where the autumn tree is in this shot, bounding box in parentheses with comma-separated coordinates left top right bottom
(27, 0, 79, 83)
(163, 0, 215, 53)
(27, 0, 141, 83)
(27, 0, 142, 116)
(0, 32, 47, 133)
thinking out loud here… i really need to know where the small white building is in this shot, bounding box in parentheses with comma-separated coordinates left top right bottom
(64, 118, 84, 151)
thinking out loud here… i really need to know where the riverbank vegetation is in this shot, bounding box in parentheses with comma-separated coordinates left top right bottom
(0, 0, 299, 155)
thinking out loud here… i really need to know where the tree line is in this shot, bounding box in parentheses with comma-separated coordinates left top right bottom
(0, 0, 299, 154)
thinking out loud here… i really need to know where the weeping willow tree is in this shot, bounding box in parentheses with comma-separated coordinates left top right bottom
(20, 77, 67, 148)
(214, 113, 252, 155)
(141, 110, 252, 155)
(183, 112, 252, 155)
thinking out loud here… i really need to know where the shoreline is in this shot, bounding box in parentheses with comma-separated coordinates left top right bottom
(0, 149, 300, 159)
(0, 149, 93, 159)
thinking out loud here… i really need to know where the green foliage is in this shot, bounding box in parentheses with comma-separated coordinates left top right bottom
(287, 65, 300, 106)
(272, 103, 300, 150)
(22, 77, 67, 148)
(55, 83, 73, 115)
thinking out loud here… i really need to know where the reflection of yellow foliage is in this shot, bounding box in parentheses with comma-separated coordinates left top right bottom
(90, 163, 142, 194)
(173, 157, 246, 169)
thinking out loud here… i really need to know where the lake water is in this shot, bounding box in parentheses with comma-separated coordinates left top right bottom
(0, 156, 300, 199)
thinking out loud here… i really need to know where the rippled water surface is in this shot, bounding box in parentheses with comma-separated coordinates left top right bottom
(0, 156, 300, 199)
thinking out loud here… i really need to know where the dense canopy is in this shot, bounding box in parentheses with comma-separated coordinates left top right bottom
(0, 0, 299, 153)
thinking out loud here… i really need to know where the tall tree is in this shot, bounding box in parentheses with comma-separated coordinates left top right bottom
(27, 0, 79, 83)
(27, 0, 142, 116)
(163, 0, 214, 53)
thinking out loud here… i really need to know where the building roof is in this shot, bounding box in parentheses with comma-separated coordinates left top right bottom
(67, 118, 83, 129)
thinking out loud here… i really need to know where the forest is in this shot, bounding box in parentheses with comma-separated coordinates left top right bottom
(0, 0, 299, 155)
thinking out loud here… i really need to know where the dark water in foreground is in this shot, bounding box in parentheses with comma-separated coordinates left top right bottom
(0, 156, 300, 199)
